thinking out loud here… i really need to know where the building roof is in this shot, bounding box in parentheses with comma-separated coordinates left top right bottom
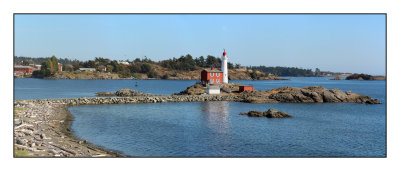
(14, 65, 33, 69)
(79, 68, 96, 70)
(203, 69, 223, 72)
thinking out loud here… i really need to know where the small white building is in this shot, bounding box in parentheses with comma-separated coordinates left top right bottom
(207, 84, 220, 95)
(79, 68, 96, 72)
(118, 60, 130, 65)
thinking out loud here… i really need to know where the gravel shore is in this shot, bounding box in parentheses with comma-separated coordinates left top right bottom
(14, 100, 123, 157)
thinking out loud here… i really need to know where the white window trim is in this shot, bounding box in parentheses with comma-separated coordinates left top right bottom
(209, 79, 214, 84)
(216, 73, 220, 77)
(210, 73, 214, 77)
(216, 79, 219, 83)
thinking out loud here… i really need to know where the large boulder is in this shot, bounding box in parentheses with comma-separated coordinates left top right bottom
(240, 110, 265, 117)
(240, 108, 292, 118)
(265, 108, 292, 118)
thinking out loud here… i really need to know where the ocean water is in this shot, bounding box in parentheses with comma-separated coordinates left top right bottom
(14, 78, 196, 99)
(14, 77, 385, 101)
(14, 77, 386, 157)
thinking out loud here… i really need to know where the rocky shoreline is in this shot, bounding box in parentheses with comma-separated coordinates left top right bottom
(14, 101, 123, 157)
(13, 85, 381, 157)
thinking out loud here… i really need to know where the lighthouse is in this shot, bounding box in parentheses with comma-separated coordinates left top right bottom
(221, 49, 228, 84)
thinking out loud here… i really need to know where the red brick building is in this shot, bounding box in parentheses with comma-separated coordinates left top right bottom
(14, 66, 33, 75)
(201, 67, 223, 85)
(239, 85, 254, 92)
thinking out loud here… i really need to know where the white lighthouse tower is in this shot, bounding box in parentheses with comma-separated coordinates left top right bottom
(221, 49, 228, 84)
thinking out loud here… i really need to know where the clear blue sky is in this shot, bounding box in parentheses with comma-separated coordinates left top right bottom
(14, 14, 386, 75)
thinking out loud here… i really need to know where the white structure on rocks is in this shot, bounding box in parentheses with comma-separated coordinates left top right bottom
(207, 84, 221, 95)
(221, 49, 228, 84)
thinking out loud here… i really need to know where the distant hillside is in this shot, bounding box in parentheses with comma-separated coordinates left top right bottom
(14, 55, 344, 79)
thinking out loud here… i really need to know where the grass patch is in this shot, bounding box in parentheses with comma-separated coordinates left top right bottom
(14, 108, 24, 115)
(14, 147, 32, 157)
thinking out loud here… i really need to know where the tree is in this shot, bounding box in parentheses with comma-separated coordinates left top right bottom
(315, 68, 321, 76)
(83, 60, 97, 68)
(33, 60, 53, 78)
(72, 61, 81, 71)
(206, 55, 221, 68)
(228, 62, 234, 69)
(129, 63, 142, 73)
(195, 56, 206, 67)
(141, 63, 152, 73)
(106, 65, 114, 72)
(95, 57, 110, 66)
(22, 60, 30, 66)
(50, 56, 58, 73)
(147, 71, 158, 78)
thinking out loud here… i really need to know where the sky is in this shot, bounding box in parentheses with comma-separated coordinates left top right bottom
(14, 14, 386, 75)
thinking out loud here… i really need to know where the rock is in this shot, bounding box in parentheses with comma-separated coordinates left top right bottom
(95, 92, 115, 96)
(40, 133, 46, 139)
(330, 76, 343, 80)
(345, 73, 384, 80)
(115, 89, 149, 96)
(16, 138, 27, 146)
(48, 149, 58, 155)
(240, 108, 292, 118)
(264, 86, 380, 104)
(240, 111, 266, 117)
(265, 108, 292, 118)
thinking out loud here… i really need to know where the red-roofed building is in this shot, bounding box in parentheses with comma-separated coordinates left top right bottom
(201, 67, 223, 85)
(239, 85, 254, 92)
(14, 66, 33, 75)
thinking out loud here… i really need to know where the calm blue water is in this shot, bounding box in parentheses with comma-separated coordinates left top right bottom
(69, 101, 385, 157)
(14, 78, 196, 99)
(14, 77, 385, 101)
(14, 77, 386, 157)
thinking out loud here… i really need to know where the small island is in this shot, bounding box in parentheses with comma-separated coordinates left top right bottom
(345, 73, 386, 80)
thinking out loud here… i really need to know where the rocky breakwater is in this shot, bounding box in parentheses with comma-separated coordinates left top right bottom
(96, 89, 151, 97)
(240, 108, 292, 118)
(239, 86, 381, 104)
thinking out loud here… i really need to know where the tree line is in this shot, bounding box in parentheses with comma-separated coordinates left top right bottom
(16, 55, 335, 78)
(251, 66, 315, 77)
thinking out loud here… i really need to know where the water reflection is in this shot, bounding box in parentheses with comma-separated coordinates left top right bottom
(200, 101, 229, 133)
(200, 101, 233, 155)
